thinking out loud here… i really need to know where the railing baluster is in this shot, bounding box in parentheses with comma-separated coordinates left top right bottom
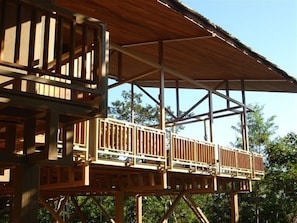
(0, 0, 6, 60)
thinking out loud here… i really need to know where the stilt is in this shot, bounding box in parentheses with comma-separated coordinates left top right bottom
(231, 192, 239, 223)
(115, 190, 125, 223)
(11, 163, 40, 223)
(136, 195, 142, 223)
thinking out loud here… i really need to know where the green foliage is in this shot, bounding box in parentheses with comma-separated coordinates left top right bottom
(109, 90, 159, 126)
(109, 90, 189, 132)
(231, 104, 278, 153)
(37, 206, 53, 223)
(259, 132, 297, 222)
(237, 133, 297, 223)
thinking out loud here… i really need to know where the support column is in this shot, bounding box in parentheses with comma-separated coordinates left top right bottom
(45, 109, 59, 160)
(131, 83, 135, 123)
(208, 91, 214, 142)
(231, 192, 239, 223)
(241, 80, 249, 151)
(100, 26, 109, 118)
(136, 195, 142, 223)
(12, 163, 40, 223)
(115, 190, 125, 223)
(159, 40, 165, 130)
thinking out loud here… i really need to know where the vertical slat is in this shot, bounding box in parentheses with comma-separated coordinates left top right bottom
(42, 12, 50, 70)
(69, 18, 76, 99)
(55, 16, 63, 74)
(0, 0, 6, 60)
(27, 7, 37, 92)
(14, 3, 22, 64)
(81, 24, 87, 80)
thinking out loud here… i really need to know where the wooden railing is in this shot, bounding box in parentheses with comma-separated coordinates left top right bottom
(218, 146, 252, 177)
(252, 153, 265, 178)
(55, 118, 265, 179)
(170, 134, 216, 173)
(0, 0, 106, 106)
(96, 118, 166, 167)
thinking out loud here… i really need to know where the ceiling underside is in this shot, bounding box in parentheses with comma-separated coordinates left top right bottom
(56, 0, 297, 93)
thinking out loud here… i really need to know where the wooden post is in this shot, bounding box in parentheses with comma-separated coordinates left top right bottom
(159, 40, 165, 131)
(115, 190, 125, 223)
(241, 80, 249, 151)
(231, 192, 239, 223)
(62, 123, 74, 163)
(45, 109, 58, 160)
(23, 116, 36, 155)
(88, 119, 97, 161)
(100, 26, 109, 118)
(136, 195, 143, 223)
(131, 83, 135, 123)
(208, 91, 214, 142)
(11, 164, 40, 223)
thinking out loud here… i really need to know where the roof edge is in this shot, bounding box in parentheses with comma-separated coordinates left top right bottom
(159, 0, 297, 87)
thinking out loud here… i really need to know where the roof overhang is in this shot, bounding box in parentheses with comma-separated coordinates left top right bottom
(56, 0, 297, 93)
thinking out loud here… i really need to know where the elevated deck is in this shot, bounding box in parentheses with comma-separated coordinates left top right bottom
(1, 118, 264, 196)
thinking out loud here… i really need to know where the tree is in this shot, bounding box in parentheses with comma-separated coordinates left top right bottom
(210, 104, 279, 222)
(230, 105, 296, 222)
(109, 90, 159, 126)
(258, 132, 297, 222)
(231, 104, 278, 153)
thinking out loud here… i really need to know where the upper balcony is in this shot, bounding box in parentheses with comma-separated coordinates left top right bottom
(0, 0, 108, 121)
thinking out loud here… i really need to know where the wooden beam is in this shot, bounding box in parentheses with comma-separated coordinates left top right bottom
(182, 194, 209, 223)
(70, 196, 88, 223)
(108, 68, 158, 89)
(91, 196, 116, 223)
(39, 195, 65, 223)
(158, 192, 184, 223)
(136, 84, 177, 120)
(0, 70, 103, 95)
(0, 87, 96, 117)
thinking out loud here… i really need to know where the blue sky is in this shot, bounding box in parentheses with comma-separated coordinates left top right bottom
(178, 0, 297, 145)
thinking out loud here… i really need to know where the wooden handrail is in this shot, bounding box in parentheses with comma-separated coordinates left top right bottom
(56, 118, 264, 178)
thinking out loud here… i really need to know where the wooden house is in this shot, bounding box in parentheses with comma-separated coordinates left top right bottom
(0, 0, 296, 222)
